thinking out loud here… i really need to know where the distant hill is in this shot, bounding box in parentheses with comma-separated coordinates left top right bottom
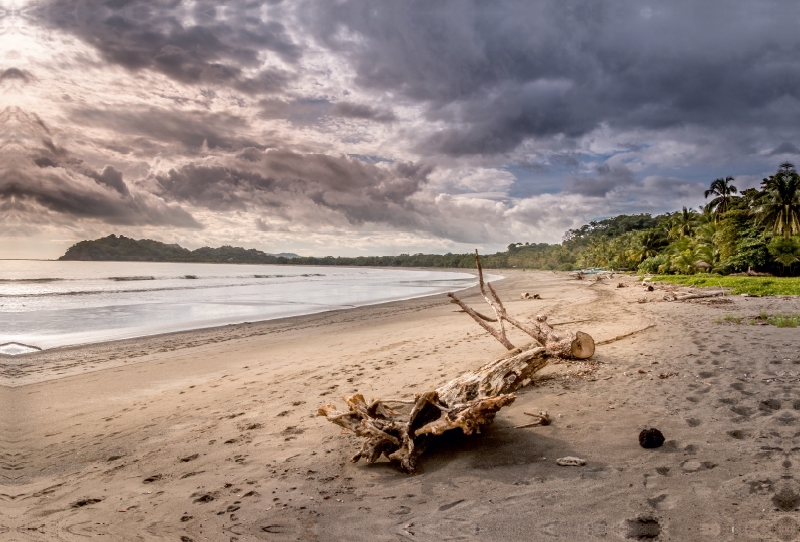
(59, 235, 299, 264)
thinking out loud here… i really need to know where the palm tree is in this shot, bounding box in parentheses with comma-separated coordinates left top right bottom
(739, 188, 762, 210)
(669, 237, 698, 274)
(704, 176, 738, 221)
(758, 162, 800, 239)
(668, 207, 697, 239)
(629, 229, 666, 263)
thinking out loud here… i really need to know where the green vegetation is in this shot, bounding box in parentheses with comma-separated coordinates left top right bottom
(651, 275, 800, 296)
(569, 163, 800, 276)
(768, 314, 800, 327)
(717, 314, 743, 324)
(716, 312, 800, 327)
(60, 235, 300, 264)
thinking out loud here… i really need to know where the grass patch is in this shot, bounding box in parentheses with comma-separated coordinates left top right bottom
(649, 275, 800, 296)
(714, 314, 742, 324)
(766, 314, 800, 328)
(716, 313, 800, 328)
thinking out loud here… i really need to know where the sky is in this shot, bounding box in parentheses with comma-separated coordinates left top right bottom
(2, 1, 800, 259)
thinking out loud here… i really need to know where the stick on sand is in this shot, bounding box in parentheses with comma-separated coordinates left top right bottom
(596, 324, 656, 345)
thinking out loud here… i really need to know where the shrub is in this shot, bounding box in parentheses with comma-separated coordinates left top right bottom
(638, 254, 671, 274)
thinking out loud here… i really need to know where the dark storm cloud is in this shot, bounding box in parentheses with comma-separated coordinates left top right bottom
(565, 162, 636, 197)
(302, 0, 800, 156)
(0, 108, 201, 228)
(32, 0, 298, 94)
(89, 166, 130, 196)
(1, 167, 200, 227)
(769, 142, 800, 155)
(329, 102, 397, 123)
(71, 106, 266, 153)
(154, 150, 430, 226)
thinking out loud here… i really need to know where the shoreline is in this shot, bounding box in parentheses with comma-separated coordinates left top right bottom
(0, 265, 486, 363)
(0, 267, 486, 387)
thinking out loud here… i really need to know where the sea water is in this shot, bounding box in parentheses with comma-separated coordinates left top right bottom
(0, 261, 483, 352)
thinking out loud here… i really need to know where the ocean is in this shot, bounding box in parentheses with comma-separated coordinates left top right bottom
(0, 261, 483, 353)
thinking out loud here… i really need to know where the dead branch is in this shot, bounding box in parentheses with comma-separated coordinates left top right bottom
(595, 324, 656, 345)
(448, 251, 595, 359)
(549, 318, 593, 326)
(515, 410, 551, 428)
(672, 292, 725, 301)
(453, 309, 497, 322)
(448, 293, 514, 349)
(474, 251, 511, 346)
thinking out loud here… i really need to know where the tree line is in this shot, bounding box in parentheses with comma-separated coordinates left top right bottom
(568, 162, 800, 276)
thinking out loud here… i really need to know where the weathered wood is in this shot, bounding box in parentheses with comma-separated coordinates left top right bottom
(317, 250, 595, 474)
(673, 292, 724, 301)
(318, 346, 550, 473)
(448, 293, 514, 348)
(435, 344, 550, 406)
(595, 324, 657, 345)
(448, 251, 595, 359)
(549, 318, 593, 326)
(516, 410, 551, 428)
(527, 314, 595, 359)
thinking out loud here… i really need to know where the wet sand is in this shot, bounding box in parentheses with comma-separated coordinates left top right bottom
(1, 269, 799, 541)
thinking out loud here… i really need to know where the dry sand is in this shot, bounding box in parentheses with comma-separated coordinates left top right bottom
(1, 269, 799, 541)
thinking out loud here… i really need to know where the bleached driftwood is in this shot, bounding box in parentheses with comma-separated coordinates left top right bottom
(318, 345, 550, 473)
(317, 251, 594, 473)
(515, 410, 551, 429)
(595, 324, 657, 345)
(318, 251, 596, 473)
(673, 291, 725, 301)
(448, 251, 595, 359)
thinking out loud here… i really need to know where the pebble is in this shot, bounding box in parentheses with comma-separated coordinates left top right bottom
(556, 456, 586, 466)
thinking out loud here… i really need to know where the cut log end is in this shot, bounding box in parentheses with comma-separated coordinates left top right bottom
(570, 331, 595, 359)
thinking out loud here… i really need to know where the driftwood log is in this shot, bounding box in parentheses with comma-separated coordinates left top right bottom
(318, 251, 596, 473)
(318, 345, 549, 473)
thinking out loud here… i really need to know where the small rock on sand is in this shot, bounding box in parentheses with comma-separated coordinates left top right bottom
(556, 456, 586, 466)
(639, 428, 665, 448)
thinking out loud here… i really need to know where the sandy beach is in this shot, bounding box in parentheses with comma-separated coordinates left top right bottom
(2, 269, 800, 541)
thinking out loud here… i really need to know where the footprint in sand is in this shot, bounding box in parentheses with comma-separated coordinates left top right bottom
(681, 460, 716, 473)
(730, 405, 754, 417)
(191, 491, 217, 503)
(760, 399, 782, 412)
(71, 497, 103, 508)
